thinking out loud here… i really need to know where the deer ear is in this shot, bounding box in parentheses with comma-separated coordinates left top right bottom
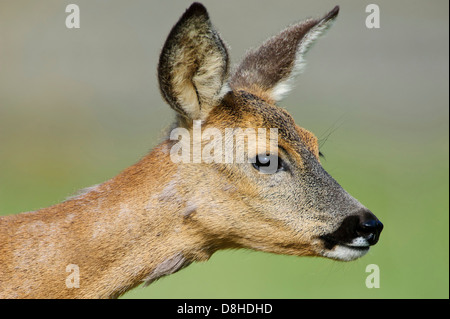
(158, 2, 230, 121)
(230, 6, 339, 102)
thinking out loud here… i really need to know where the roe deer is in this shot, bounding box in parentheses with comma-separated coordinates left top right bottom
(0, 2, 383, 298)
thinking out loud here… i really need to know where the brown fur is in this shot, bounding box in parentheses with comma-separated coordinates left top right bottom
(0, 3, 381, 299)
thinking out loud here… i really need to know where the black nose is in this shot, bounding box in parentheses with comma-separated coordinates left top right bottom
(356, 213, 384, 246)
(320, 209, 383, 250)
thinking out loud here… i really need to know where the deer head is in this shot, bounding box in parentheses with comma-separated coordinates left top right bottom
(158, 3, 383, 262)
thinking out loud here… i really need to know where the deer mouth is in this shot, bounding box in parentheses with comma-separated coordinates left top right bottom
(317, 235, 370, 261)
(321, 241, 370, 261)
(320, 235, 370, 250)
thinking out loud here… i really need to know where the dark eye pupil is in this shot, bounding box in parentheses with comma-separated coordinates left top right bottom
(256, 155, 271, 166)
(252, 154, 284, 173)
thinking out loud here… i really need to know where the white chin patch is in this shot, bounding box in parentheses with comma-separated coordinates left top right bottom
(323, 237, 371, 261)
(323, 245, 369, 261)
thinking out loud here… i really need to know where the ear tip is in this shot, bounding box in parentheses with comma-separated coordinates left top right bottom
(323, 5, 340, 21)
(172, 3, 210, 34)
(185, 2, 208, 17)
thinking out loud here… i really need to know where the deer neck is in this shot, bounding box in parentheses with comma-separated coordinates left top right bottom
(77, 141, 217, 297)
(1, 141, 213, 298)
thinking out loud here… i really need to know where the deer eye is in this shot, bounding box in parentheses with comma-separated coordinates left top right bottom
(252, 154, 285, 174)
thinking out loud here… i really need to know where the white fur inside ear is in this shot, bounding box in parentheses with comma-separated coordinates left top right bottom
(189, 53, 230, 120)
(271, 82, 293, 101)
(218, 82, 231, 99)
(271, 19, 334, 102)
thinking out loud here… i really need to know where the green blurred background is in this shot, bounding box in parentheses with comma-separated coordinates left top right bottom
(0, 0, 448, 298)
